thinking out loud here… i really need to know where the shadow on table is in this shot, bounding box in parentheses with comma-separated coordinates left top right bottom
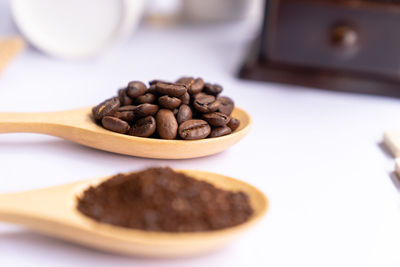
(0, 137, 136, 159)
(0, 230, 229, 263)
(378, 141, 394, 160)
(389, 172, 400, 194)
(0, 137, 226, 165)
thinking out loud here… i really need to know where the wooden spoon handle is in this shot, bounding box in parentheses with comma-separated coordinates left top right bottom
(0, 108, 104, 150)
(0, 191, 71, 237)
(0, 183, 73, 224)
(0, 111, 64, 134)
(0, 192, 28, 223)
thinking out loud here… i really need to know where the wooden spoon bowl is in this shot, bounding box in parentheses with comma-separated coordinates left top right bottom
(0, 107, 251, 159)
(0, 170, 268, 257)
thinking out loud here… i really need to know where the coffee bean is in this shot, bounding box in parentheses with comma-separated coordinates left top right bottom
(203, 112, 230, 127)
(135, 93, 156, 104)
(156, 109, 178, 139)
(177, 104, 192, 124)
(118, 88, 133, 106)
(156, 82, 187, 97)
(129, 116, 156, 137)
(179, 92, 190, 105)
(227, 117, 240, 131)
(93, 77, 239, 140)
(149, 79, 168, 85)
(176, 77, 195, 89)
(135, 103, 159, 117)
(118, 105, 137, 112)
(192, 92, 206, 100)
(92, 97, 120, 120)
(158, 95, 182, 109)
(115, 111, 135, 122)
(217, 96, 234, 115)
(102, 116, 130, 133)
(178, 120, 211, 140)
(176, 76, 193, 83)
(193, 94, 220, 113)
(203, 83, 223, 96)
(209, 126, 231, 138)
(188, 78, 204, 95)
(147, 84, 158, 95)
(127, 81, 147, 98)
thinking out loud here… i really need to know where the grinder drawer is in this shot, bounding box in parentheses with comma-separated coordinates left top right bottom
(265, 0, 400, 77)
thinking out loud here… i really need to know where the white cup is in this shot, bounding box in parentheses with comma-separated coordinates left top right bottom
(181, 0, 261, 23)
(11, 0, 146, 59)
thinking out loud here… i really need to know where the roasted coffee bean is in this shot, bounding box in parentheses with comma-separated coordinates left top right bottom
(118, 88, 133, 106)
(135, 93, 156, 104)
(176, 104, 192, 124)
(94, 77, 239, 140)
(156, 109, 178, 139)
(217, 96, 234, 115)
(203, 112, 230, 127)
(92, 97, 120, 120)
(227, 117, 240, 131)
(149, 80, 158, 85)
(192, 92, 206, 100)
(176, 76, 194, 83)
(127, 81, 147, 98)
(158, 95, 182, 109)
(188, 78, 204, 95)
(149, 79, 168, 85)
(209, 126, 231, 138)
(203, 83, 223, 96)
(129, 116, 156, 137)
(115, 111, 135, 122)
(178, 120, 211, 140)
(179, 92, 190, 105)
(118, 105, 137, 112)
(156, 82, 187, 97)
(147, 84, 158, 95)
(102, 116, 130, 133)
(176, 77, 195, 89)
(193, 94, 220, 113)
(135, 103, 159, 117)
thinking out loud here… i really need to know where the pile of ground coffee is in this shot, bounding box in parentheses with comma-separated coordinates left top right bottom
(92, 77, 240, 140)
(77, 167, 253, 232)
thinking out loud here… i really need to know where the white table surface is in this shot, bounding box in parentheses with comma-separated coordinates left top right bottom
(1, 2, 400, 267)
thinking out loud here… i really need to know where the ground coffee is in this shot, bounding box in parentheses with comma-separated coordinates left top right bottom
(77, 167, 253, 232)
(92, 77, 240, 140)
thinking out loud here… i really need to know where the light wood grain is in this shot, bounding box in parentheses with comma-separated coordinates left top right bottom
(0, 36, 25, 73)
(383, 131, 400, 157)
(0, 107, 251, 159)
(0, 170, 268, 257)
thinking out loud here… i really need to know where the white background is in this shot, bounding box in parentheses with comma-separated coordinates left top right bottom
(1, 1, 400, 266)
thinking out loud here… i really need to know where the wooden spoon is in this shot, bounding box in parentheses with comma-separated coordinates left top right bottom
(0, 107, 251, 159)
(384, 131, 400, 157)
(0, 169, 268, 257)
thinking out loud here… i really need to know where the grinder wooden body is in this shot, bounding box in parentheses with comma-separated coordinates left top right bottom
(240, 0, 400, 97)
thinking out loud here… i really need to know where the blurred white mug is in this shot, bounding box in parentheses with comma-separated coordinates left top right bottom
(11, 0, 146, 59)
(181, 0, 263, 24)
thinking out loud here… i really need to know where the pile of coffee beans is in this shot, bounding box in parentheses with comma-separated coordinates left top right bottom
(92, 77, 240, 140)
(77, 167, 253, 232)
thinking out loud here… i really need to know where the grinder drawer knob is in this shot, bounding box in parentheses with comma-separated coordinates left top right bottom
(330, 25, 358, 49)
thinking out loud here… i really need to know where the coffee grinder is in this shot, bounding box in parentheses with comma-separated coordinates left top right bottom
(239, 0, 400, 97)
